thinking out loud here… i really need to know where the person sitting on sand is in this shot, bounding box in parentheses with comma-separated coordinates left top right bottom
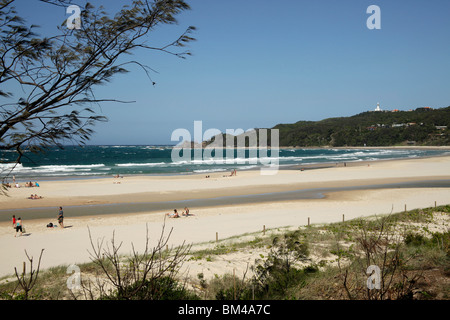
(27, 194, 42, 200)
(182, 207, 190, 216)
(166, 209, 179, 218)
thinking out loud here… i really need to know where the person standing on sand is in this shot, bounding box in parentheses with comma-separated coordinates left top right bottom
(15, 217, 23, 237)
(12, 215, 16, 228)
(58, 207, 64, 228)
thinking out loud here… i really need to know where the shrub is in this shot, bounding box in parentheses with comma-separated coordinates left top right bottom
(104, 276, 200, 300)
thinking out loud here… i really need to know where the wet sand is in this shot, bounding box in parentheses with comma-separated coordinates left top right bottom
(1, 178, 449, 223)
(0, 155, 449, 277)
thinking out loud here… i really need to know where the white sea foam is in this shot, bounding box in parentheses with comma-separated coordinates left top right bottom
(116, 162, 166, 167)
(1, 147, 444, 178)
(1, 163, 105, 174)
(193, 168, 228, 173)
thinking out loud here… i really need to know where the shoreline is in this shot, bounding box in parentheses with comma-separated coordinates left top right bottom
(280, 145, 450, 150)
(5, 148, 450, 183)
(4, 146, 449, 183)
(0, 154, 449, 277)
(1, 154, 450, 212)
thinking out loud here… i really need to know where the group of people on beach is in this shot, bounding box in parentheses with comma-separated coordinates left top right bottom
(205, 169, 237, 179)
(12, 206, 65, 237)
(25, 181, 39, 187)
(219, 169, 237, 178)
(113, 173, 123, 184)
(166, 207, 191, 218)
(3, 178, 43, 198)
(12, 215, 24, 237)
(3, 180, 40, 188)
(27, 194, 43, 200)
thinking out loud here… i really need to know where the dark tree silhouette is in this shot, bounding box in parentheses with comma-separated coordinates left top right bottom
(0, 0, 195, 183)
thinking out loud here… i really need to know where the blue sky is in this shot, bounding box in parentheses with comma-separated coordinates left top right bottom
(7, 0, 450, 145)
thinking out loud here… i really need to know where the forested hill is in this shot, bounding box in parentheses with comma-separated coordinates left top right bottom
(273, 106, 450, 147)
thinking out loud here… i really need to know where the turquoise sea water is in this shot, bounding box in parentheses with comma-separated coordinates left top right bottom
(1, 146, 449, 180)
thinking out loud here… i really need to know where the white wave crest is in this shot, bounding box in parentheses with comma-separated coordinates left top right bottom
(116, 162, 166, 167)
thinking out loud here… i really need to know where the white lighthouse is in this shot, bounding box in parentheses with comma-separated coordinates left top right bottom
(374, 102, 382, 112)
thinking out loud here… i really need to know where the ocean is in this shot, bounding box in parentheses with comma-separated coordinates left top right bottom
(1, 146, 449, 181)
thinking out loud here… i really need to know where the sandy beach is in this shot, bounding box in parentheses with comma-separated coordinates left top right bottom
(0, 155, 449, 278)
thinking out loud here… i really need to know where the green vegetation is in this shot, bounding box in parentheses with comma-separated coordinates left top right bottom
(102, 277, 200, 300)
(196, 205, 450, 300)
(207, 106, 450, 147)
(274, 106, 450, 147)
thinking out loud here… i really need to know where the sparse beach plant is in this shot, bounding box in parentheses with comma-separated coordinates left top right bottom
(337, 215, 424, 300)
(76, 220, 196, 300)
(12, 249, 45, 300)
(250, 230, 310, 299)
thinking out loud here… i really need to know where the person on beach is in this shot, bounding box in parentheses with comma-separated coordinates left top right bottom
(58, 207, 64, 228)
(12, 215, 16, 228)
(27, 194, 42, 200)
(166, 209, 179, 218)
(182, 207, 190, 216)
(15, 217, 23, 237)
